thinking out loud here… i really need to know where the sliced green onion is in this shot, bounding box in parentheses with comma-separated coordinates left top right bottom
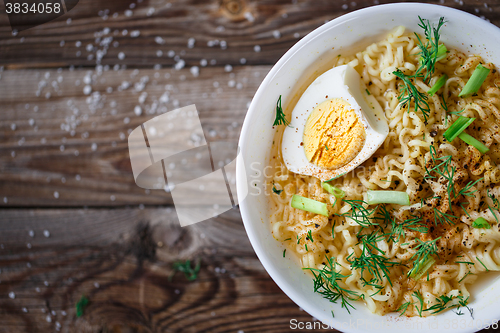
(443, 116, 475, 142)
(458, 132, 490, 154)
(409, 257, 436, 280)
(291, 194, 329, 217)
(435, 44, 448, 62)
(472, 217, 491, 229)
(366, 190, 410, 205)
(321, 182, 345, 198)
(427, 74, 448, 96)
(459, 64, 491, 97)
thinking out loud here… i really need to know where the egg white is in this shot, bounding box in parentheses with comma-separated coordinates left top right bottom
(282, 65, 389, 182)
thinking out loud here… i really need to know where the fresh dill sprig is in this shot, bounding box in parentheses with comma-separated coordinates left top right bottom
(303, 256, 361, 313)
(306, 229, 314, 242)
(415, 16, 447, 83)
(408, 237, 440, 279)
(375, 205, 427, 242)
(348, 230, 399, 288)
(424, 294, 472, 316)
(273, 95, 290, 127)
(424, 294, 454, 314)
(397, 300, 413, 316)
(424, 145, 457, 211)
(458, 178, 483, 198)
(434, 208, 457, 226)
(340, 199, 378, 228)
(393, 68, 430, 122)
(413, 290, 425, 317)
(449, 109, 465, 116)
(169, 259, 201, 281)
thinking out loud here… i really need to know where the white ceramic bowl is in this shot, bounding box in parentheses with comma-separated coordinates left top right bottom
(237, 3, 500, 332)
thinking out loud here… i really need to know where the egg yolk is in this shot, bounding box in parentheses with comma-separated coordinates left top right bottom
(303, 98, 366, 170)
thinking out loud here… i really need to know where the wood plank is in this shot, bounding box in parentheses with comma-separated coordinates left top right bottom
(0, 65, 268, 207)
(0, 207, 340, 333)
(1, 0, 499, 69)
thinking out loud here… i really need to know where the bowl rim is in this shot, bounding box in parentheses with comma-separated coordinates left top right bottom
(237, 3, 500, 332)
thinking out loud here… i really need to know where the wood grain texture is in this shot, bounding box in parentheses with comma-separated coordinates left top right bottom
(0, 65, 267, 207)
(2, 0, 500, 332)
(0, 208, 332, 333)
(0, 0, 499, 69)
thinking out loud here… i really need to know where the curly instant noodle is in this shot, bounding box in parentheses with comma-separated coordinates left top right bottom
(268, 25, 500, 316)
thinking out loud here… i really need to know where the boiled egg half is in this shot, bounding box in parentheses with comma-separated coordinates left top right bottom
(282, 65, 389, 181)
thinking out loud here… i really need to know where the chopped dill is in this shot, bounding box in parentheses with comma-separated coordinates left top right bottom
(393, 68, 430, 122)
(273, 95, 290, 127)
(392, 16, 446, 122)
(340, 199, 378, 228)
(458, 271, 472, 283)
(458, 178, 483, 198)
(413, 290, 425, 317)
(424, 294, 454, 314)
(348, 230, 399, 288)
(433, 208, 457, 226)
(455, 261, 474, 265)
(169, 259, 201, 281)
(283, 249, 286, 257)
(297, 236, 302, 244)
(303, 256, 360, 313)
(307, 229, 314, 242)
(449, 109, 465, 116)
(487, 189, 500, 223)
(397, 300, 413, 316)
(415, 16, 447, 83)
(76, 295, 89, 318)
(476, 257, 489, 271)
(408, 237, 440, 279)
(272, 184, 283, 195)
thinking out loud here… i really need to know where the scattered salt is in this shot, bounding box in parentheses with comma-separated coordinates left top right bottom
(134, 105, 142, 116)
(190, 66, 200, 77)
(43, 230, 50, 237)
(174, 59, 185, 70)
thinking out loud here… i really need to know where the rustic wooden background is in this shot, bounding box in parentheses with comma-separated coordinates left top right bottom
(1, 0, 500, 332)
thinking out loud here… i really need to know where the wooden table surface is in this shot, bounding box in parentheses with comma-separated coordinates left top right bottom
(1, 0, 500, 332)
